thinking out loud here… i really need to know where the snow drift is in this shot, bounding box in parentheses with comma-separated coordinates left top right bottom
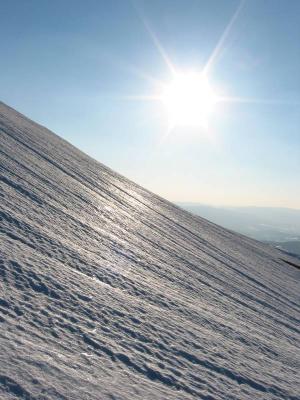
(0, 101, 299, 399)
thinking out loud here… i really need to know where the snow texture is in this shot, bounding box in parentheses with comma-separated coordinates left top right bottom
(0, 101, 299, 399)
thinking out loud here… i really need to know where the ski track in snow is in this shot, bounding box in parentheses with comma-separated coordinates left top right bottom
(0, 101, 299, 399)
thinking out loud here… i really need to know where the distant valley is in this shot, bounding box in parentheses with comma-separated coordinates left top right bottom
(178, 203, 300, 257)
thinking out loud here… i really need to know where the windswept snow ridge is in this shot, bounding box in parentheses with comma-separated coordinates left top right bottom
(0, 101, 299, 399)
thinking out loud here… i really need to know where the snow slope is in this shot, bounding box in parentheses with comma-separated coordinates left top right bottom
(0, 101, 299, 399)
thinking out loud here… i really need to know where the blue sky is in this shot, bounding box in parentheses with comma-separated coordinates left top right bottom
(1, 0, 299, 208)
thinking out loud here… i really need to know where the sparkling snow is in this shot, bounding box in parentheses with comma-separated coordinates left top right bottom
(0, 101, 299, 399)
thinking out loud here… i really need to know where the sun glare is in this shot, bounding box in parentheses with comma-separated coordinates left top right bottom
(160, 72, 217, 128)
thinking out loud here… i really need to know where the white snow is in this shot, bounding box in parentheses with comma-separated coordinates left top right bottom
(0, 101, 299, 399)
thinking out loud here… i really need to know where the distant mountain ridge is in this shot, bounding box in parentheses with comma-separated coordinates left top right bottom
(1, 101, 300, 400)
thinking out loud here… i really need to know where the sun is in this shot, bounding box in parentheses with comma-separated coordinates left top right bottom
(160, 72, 217, 128)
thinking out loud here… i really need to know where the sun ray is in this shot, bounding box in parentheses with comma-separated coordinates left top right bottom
(203, 0, 245, 75)
(219, 96, 300, 106)
(118, 95, 161, 102)
(157, 122, 176, 147)
(103, 52, 163, 87)
(141, 18, 177, 76)
(131, 0, 176, 76)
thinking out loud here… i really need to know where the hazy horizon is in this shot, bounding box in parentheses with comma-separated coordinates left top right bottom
(177, 202, 300, 211)
(177, 202, 300, 255)
(1, 0, 299, 208)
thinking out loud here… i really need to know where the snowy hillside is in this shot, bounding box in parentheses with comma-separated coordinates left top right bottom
(0, 101, 299, 399)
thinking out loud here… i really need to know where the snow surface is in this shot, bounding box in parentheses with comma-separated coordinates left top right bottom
(0, 101, 299, 399)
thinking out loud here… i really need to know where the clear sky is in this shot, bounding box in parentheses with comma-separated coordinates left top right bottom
(1, 0, 299, 208)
